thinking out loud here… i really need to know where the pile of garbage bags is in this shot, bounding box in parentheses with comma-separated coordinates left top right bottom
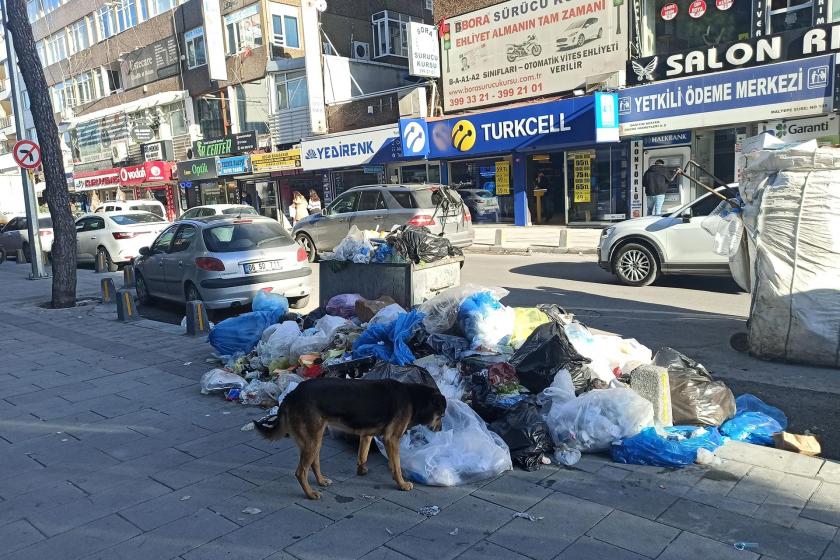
(199, 283, 804, 486)
(319, 225, 462, 265)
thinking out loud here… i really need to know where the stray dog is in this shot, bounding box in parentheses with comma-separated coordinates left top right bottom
(254, 377, 447, 500)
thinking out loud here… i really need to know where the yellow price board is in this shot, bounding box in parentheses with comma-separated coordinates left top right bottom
(495, 161, 510, 195)
(251, 149, 301, 173)
(573, 154, 591, 203)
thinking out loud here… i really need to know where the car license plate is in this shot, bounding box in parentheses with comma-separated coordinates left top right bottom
(243, 260, 284, 274)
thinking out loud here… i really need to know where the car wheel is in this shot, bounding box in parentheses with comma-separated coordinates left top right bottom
(135, 272, 153, 305)
(98, 247, 119, 272)
(289, 294, 311, 309)
(185, 282, 202, 303)
(296, 233, 317, 262)
(22, 242, 31, 263)
(612, 243, 658, 287)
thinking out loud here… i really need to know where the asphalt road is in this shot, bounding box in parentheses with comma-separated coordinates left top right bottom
(137, 251, 839, 459)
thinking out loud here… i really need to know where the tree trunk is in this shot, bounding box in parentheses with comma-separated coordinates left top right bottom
(6, 0, 76, 307)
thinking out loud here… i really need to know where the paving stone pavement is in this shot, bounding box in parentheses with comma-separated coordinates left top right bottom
(1, 267, 840, 559)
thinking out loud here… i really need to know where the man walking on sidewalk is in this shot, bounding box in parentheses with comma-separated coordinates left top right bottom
(643, 159, 670, 216)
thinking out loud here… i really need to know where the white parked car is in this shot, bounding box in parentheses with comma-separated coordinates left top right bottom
(556, 17, 603, 49)
(598, 186, 737, 286)
(75, 211, 170, 271)
(178, 204, 292, 230)
(95, 200, 167, 220)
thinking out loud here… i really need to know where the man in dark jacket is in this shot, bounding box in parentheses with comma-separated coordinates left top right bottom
(643, 159, 670, 216)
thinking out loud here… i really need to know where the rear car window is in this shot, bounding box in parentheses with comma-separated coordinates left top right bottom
(130, 204, 164, 218)
(410, 187, 460, 209)
(38, 217, 53, 228)
(222, 207, 258, 215)
(110, 213, 165, 225)
(203, 220, 294, 253)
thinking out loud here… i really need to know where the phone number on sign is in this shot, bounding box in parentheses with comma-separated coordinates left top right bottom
(448, 83, 544, 107)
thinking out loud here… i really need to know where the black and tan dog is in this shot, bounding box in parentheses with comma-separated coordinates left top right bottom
(254, 377, 447, 500)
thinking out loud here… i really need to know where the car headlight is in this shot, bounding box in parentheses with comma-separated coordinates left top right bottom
(601, 226, 615, 238)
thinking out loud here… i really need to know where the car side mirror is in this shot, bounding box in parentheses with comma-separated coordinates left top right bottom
(138, 246, 151, 257)
(681, 211, 692, 223)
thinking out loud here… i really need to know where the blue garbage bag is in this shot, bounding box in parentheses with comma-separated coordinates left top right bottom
(208, 308, 284, 357)
(720, 412, 783, 446)
(734, 394, 788, 430)
(457, 291, 513, 349)
(611, 426, 724, 468)
(252, 290, 289, 315)
(352, 310, 424, 365)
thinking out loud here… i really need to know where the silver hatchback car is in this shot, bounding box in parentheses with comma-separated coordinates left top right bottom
(292, 184, 474, 261)
(134, 216, 312, 309)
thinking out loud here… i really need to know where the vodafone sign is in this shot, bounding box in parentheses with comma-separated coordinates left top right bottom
(119, 161, 173, 185)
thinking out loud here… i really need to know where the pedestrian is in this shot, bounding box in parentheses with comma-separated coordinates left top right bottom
(291, 191, 309, 225)
(307, 189, 322, 214)
(643, 159, 670, 216)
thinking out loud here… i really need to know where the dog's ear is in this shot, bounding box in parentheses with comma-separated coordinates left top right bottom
(409, 384, 446, 426)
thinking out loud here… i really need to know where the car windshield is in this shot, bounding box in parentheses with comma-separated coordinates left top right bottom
(110, 213, 165, 225)
(221, 206, 258, 215)
(203, 220, 293, 253)
(38, 217, 52, 228)
(566, 20, 585, 29)
(129, 204, 164, 218)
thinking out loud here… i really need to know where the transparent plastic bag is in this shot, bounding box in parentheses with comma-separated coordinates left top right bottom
(200, 369, 247, 395)
(257, 321, 301, 364)
(413, 355, 465, 400)
(326, 294, 364, 319)
(252, 290, 289, 315)
(734, 394, 787, 429)
(418, 284, 509, 334)
(239, 379, 280, 406)
(702, 200, 744, 257)
(315, 314, 349, 339)
(564, 322, 651, 383)
(369, 303, 405, 326)
(457, 291, 515, 350)
(289, 330, 330, 361)
(321, 226, 375, 263)
(545, 387, 654, 453)
(377, 399, 512, 486)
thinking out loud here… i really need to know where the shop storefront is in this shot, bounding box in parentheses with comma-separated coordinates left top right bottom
(176, 157, 223, 208)
(400, 93, 622, 226)
(72, 169, 124, 209)
(118, 161, 180, 220)
(619, 55, 835, 217)
(250, 149, 321, 221)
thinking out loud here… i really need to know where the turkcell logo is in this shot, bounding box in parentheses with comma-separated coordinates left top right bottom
(808, 66, 829, 89)
(399, 118, 429, 156)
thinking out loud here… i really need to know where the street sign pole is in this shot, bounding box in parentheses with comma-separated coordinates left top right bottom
(2, 8, 46, 279)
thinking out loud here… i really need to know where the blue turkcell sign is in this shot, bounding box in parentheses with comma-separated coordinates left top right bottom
(217, 155, 250, 176)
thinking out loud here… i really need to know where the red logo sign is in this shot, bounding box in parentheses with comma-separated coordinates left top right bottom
(716, 0, 733, 9)
(689, 0, 707, 17)
(661, 3, 678, 20)
(119, 161, 173, 185)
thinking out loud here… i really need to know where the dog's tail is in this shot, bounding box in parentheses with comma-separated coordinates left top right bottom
(253, 408, 290, 442)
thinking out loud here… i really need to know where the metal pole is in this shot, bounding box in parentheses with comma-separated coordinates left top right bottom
(2, 6, 46, 278)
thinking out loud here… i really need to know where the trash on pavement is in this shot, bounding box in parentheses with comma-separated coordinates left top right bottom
(489, 400, 553, 471)
(733, 394, 788, 430)
(720, 412, 783, 446)
(208, 308, 285, 357)
(418, 284, 509, 334)
(241, 507, 262, 515)
(352, 310, 425, 365)
(362, 361, 437, 388)
(773, 432, 822, 456)
(611, 426, 724, 468)
(512, 512, 544, 521)
(239, 379, 280, 406)
(653, 347, 736, 427)
(629, 365, 673, 427)
(252, 290, 289, 315)
(458, 291, 515, 350)
(355, 295, 397, 323)
(379, 399, 512, 486)
(510, 321, 591, 394)
(734, 542, 759, 551)
(257, 321, 301, 366)
(413, 355, 465, 400)
(418, 506, 441, 516)
(326, 293, 364, 319)
(200, 369, 248, 394)
(509, 308, 549, 350)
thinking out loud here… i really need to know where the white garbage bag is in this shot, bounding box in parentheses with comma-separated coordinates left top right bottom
(315, 315, 349, 339)
(413, 355, 465, 400)
(257, 321, 301, 364)
(199, 369, 247, 395)
(418, 284, 509, 334)
(564, 322, 651, 383)
(377, 399, 512, 486)
(289, 330, 329, 361)
(369, 303, 405, 326)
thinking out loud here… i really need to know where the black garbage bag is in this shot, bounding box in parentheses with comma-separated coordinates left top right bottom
(322, 356, 378, 379)
(489, 400, 553, 471)
(509, 322, 591, 394)
(362, 361, 437, 388)
(302, 307, 328, 330)
(653, 347, 736, 427)
(427, 334, 470, 362)
(460, 353, 511, 375)
(470, 375, 515, 423)
(386, 225, 462, 264)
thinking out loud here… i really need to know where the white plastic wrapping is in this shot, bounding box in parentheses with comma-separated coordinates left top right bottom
(289, 330, 330, 361)
(564, 322, 652, 383)
(736, 140, 840, 367)
(199, 369, 247, 395)
(413, 355, 465, 400)
(369, 303, 405, 326)
(418, 284, 510, 334)
(320, 226, 378, 263)
(702, 201, 745, 257)
(378, 399, 512, 486)
(257, 321, 301, 365)
(315, 315, 349, 339)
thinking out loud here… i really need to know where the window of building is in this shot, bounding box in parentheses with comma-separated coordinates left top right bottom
(36, 41, 47, 66)
(114, 0, 138, 33)
(47, 30, 68, 65)
(22, 90, 30, 110)
(167, 103, 188, 136)
(371, 11, 418, 58)
(196, 95, 228, 139)
(97, 5, 115, 39)
(107, 69, 122, 92)
(270, 4, 300, 57)
(70, 18, 91, 53)
(424, 0, 433, 10)
(224, 4, 263, 55)
(185, 27, 207, 69)
(154, 0, 177, 14)
(96, 69, 106, 96)
(27, 0, 41, 23)
(75, 72, 93, 105)
(235, 79, 269, 135)
(639, 0, 751, 57)
(768, 0, 813, 33)
(274, 71, 307, 111)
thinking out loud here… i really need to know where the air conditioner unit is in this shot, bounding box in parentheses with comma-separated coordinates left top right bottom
(352, 41, 370, 60)
(111, 142, 128, 163)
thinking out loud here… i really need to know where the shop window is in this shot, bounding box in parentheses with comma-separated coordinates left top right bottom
(235, 80, 269, 135)
(185, 27, 207, 69)
(271, 4, 300, 57)
(371, 10, 419, 58)
(768, 0, 813, 33)
(640, 0, 751, 57)
(225, 4, 263, 55)
(274, 71, 307, 111)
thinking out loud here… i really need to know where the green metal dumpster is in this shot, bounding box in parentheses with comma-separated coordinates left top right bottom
(318, 256, 464, 309)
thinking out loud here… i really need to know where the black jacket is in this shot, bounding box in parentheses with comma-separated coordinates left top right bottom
(643, 165, 670, 196)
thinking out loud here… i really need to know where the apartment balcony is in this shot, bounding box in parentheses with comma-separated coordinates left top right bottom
(0, 115, 15, 135)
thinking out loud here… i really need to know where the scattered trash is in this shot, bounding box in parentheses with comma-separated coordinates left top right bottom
(773, 432, 822, 456)
(241, 507, 262, 515)
(611, 426, 724, 468)
(361, 494, 377, 500)
(200, 369, 247, 395)
(183, 362, 192, 366)
(449, 528, 459, 536)
(734, 542, 758, 551)
(418, 506, 441, 516)
(489, 400, 553, 471)
(512, 512, 544, 521)
(180, 495, 191, 501)
(240, 422, 255, 432)
(385, 528, 394, 536)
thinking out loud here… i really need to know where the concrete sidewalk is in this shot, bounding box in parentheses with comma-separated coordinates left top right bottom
(471, 224, 600, 253)
(0, 264, 839, 560)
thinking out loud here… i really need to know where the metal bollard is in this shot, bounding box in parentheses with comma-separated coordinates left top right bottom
(185, 300, 211, 336)
(94, 251, 107, 273)
(123, 264, 136, 288)
(116, 288, 139, 321)
(101, 277, 117, 304)
(15, 249, 25, 264)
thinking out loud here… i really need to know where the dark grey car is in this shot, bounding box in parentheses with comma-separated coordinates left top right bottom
(292, 184, 474, 261)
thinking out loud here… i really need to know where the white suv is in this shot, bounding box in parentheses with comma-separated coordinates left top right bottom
(598, 186, 737, 286)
